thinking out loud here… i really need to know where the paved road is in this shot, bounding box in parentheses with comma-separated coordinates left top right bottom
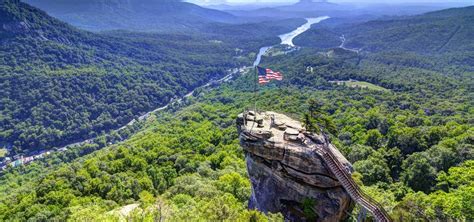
(2, 16, 329, 170)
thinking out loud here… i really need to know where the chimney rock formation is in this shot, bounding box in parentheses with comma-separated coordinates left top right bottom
(237, 111, 354, 221)
(237, 111, 392, 222)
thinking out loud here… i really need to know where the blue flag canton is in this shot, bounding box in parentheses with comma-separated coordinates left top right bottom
(257, 66, 267, 76)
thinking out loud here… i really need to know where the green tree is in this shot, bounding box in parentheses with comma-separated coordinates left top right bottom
(353, 151, 392, 185)
(303, 99, 337, 135)
(139, 190, 155, 207)
(347, 144, 374, 163)
(401, 153, 437, 192)
(302, 198, 317, 220)
(365, 129, 383, 149)
(388, 127, 427, 155)
(215, 172, 251, 202)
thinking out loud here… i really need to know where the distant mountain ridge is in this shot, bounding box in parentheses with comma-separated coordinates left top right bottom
(22, 0, 239, 31)
(294, 6, 474, 54)
(276, 0, 340, 12)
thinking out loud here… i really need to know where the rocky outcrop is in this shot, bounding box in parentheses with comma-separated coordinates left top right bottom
(2, 21, 30, 34)
(0, 0, 71, 43)
(237, 111, 354, 221)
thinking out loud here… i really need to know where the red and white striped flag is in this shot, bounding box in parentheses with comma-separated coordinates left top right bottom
(257, 66, 283, 84)
(258, 75, 270, 84)
(265, 68, 283, 80)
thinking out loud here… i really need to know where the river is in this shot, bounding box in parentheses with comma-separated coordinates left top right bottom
(279, 16, 330, 47)
(1, 16, 329, 170)
(253, 16, 330, 65)
(125, 16, 332, 143)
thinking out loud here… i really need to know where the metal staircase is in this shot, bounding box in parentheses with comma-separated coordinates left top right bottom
(320, 144, 391, 222)
(303, 135, 391, 222)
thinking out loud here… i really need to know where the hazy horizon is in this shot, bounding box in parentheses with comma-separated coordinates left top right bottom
(189, 0, 473, 6)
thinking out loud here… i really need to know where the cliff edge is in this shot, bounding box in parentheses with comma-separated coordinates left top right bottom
(237, 111, 353, 221)
(237, 111, 391, 222)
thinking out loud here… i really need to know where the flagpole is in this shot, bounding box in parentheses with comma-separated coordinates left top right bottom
(254, 66, 258, 114)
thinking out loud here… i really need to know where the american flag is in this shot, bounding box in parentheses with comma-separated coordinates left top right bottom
(258, 75, 270, 84)
(257, 66, 283, 84)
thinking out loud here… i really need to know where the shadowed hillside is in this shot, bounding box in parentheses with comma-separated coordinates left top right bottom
(1, 0, 302, 153)
(23, 0, 240, 31)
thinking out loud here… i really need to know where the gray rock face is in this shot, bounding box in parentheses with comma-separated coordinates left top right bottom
(237, 111, 354, 221)
(2, 21, 30, 34)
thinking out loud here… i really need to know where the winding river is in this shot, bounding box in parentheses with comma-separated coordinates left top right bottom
(2, 16, 330, 170)
(123, 16, 331, 135)
(279, 16, 330, 47)
(253, 16, 330, 66)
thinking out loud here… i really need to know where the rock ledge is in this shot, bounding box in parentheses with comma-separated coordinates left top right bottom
(237, 111, 354, 221)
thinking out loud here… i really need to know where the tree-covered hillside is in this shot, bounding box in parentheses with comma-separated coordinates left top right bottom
(0, 2, 472, 221)
(23, 0, 241, 31)
(0, 44, 472, 219)
(0, 0, 303, 154)
(294, 6, 474, 71)
(296, 6, 474, 53)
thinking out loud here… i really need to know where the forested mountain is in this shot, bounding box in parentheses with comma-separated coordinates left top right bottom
(275, 0, 340, 12)
(293, 6, 474, 80)
(0, 0, 302, 154)
(224, 0, 346, 20)
(0, 34, 472, 220)
(223, 0, 457, 21)
(0, 1, 472, 221)
(23, 0, 240, 31)
(295, 6, 474, 63)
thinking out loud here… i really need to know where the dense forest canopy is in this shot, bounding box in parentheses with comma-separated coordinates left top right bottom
(0, 0, 304, 154)
(0, 0, 472, 221)
(0, 43, 472, 219)
(294, 6, 474, 73)
(296, 6, 474, 53)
